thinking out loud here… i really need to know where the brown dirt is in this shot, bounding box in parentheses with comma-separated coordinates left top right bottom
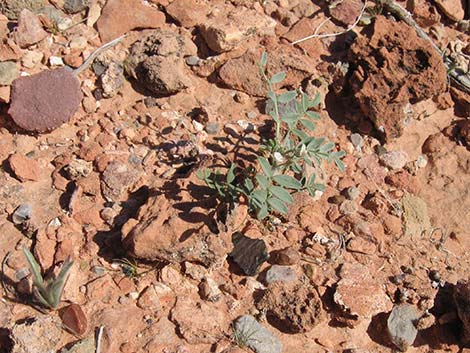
(0, 1, 469, 353)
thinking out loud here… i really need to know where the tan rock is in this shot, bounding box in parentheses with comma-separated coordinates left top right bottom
(200, 5, 276, 53)
(166, 0, 210, 28)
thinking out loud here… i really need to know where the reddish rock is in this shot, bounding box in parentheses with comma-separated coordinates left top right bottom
(219, 46, 316, 96)
(257, 282, 323, 333)
(9, 153, 40, 182)
(170, 296, 228, 344)
(385, 171, 421, 194)
(8, 68, 82, 132)
(346, 236, 376, 255)
(100, 160, 142, 201)
(334, 263, 392, 326)
(59, 303, 88, 336)
(96, 0, 166, 42)
(328, 0, 363, 26)
(165, 0, 209, 28)
(13, 9, 48, 48)
(270, 247, 300, 265)
(434, 0, 465, 21)
(348, 16, 447, 141)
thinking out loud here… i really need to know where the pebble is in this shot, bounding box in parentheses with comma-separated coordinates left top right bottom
(185, 55, 200, 66)
(345, 186, 360, 200)
(229, 232, 268, 276)
(246, 111, 258, 119)
(49, 56, 65, 66)
(351, 133, 364, 149)
(270, 247, 300, 265)
(415, 155, 428, 169)
(69, 36, 88, 50)
(59, 303, 88, 336)
(198, 277, 222, 302)
(205, 122, 220, 135)
(265, 265, 297, 284)
(379, 150, 409, 170)
(21, 50, 44, 69)
(387, 304, 419, 352)
(12, 204, 32, 224)
(0, 61, 19, 85)
(232, 315, 282, 353)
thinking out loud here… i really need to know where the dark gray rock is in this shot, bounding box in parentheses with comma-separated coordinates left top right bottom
(387, 304, 419, 352)
(233, 315, 282, 353)
(12, 204, 32, 225)
(8, 68, 82, 132)
(229, 232, 268, 276)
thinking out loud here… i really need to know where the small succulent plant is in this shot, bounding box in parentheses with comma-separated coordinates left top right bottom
(22, 246, 73, 310)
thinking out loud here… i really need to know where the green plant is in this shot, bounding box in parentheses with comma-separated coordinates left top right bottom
(22, 246, 73, 310)
(198, 52, 345, 220)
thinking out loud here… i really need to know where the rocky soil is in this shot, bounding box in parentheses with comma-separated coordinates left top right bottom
(0, 0, 469, 352)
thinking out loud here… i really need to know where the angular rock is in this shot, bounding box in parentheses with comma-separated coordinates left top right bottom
(387, 304, 420, 352)
(329, 0, 363, 26)
(219, 46, 316, 97)
(13, 9, 48, 48)
(454, 279, 470, 345)
(257, 282, 323, 333)
(229, 232, 268, 276)
(125, 29, 196, 95)
(434, 0, 465, 21)
(200, 5, 276, 53)
(170, 297, 227, 344)
(265, 265, 297, 284)
(21, 50, 44, 68)
(198, 277, 222, 302)
(0, 61, 19, 85)
(0, 0, 46, 20)
(100, 160, 141, 201)
(233, 315, 282, 353)
(348, 16, 447, 141)
(122, 183, 231, 267)
(166, 0, 210, 28)
(59, 303, 88, 336)
(334, 263, 392, 325)
(96, 0, 165, 42)
(9, 153, 40, 182)
(12, 204, 32, 224)
(8, 68, 82, 132)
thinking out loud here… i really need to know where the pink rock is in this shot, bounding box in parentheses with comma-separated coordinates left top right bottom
(96, 0, 166, 42)
(13, 9, 48, 48)
(8, 68, 82, 132)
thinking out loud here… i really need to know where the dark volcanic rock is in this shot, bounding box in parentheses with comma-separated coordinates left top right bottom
(229, 232, 268, 276)
(8, 68, 82, 132)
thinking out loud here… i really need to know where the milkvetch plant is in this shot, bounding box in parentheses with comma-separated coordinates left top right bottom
(198, 52, 345, 220)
